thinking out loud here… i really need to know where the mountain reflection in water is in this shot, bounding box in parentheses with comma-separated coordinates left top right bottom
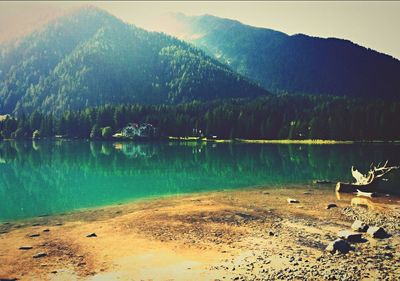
(0, 140, 399, 221)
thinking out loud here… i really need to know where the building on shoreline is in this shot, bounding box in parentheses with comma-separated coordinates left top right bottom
(121, 123, 158, 138)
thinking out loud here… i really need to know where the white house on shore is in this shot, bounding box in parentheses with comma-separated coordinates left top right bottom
(121, 123, 157, 138)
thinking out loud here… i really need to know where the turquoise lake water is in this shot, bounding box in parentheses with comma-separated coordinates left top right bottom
(0, 140, 399, 222)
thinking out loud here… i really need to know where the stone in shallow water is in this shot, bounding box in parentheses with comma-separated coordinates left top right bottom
(338, 230, 363, 242)
(351, 220, 369, 232)
(326, 239, 351, 254)
(367, 226, 389, 238)
(326, 203, 337, 209)
(287, 198, 299, 204)
(19, 246, 33, 250)
(29, 233, 40, 238)
(86, 232, 97, 238)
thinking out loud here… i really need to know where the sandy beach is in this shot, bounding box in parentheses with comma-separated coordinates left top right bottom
(1, 186, 399, 281)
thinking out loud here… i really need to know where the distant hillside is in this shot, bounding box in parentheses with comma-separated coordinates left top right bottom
(0, 7, 267, 115)
(156, 13, 400, 99)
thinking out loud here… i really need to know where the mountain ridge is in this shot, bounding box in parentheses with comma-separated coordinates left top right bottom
(156, 12, 400, 99)
(0, 7, 268, 115)
(169, 12, 400, 61)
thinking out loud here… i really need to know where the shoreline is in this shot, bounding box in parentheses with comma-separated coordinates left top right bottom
(2, 137, 400, 144)
(1, 186, 399, 280)
(0, 184, 315, 225)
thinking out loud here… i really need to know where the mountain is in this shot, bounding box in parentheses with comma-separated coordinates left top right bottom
(154, 13, 400, 99)
(0, 7, 268, 115)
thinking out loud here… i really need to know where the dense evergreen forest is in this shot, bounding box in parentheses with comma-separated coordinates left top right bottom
(0, 7, 399, 142)
(161, 13, 400, 99)
(0, 7, 266, 116)
(1, 94, 399, 141)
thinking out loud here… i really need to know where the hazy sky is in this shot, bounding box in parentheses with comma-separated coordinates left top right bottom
(2, 1, 400, 59)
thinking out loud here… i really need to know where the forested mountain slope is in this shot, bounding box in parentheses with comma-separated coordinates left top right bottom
(156, 13, 400, 99)
(0, 7, 267, 115)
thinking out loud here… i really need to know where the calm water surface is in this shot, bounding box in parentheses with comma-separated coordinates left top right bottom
(0, 140, 399, 221)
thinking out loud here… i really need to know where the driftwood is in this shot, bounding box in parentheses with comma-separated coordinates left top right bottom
(356, 189, 377, 198)
(336, 161, 399, 193)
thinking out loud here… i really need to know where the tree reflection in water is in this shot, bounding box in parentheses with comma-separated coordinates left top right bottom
(0, 140, 399, 221)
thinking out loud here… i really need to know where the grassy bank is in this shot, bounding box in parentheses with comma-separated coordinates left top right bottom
(235, 139, 354, 144)
(168, 137, 400, 144)
(168, 137, 353, 144)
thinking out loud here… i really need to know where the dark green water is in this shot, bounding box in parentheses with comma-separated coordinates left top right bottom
(0, 140, 399, 222)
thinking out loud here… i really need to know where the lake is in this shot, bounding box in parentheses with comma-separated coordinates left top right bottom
(0, 140, 399, 222)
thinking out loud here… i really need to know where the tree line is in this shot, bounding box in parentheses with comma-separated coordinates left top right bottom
(0, 94, 399, 141)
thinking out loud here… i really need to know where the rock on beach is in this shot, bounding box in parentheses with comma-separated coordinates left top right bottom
(326, 239, 352, 254)
(338, 230, 363, 243)
(367, 226, 389, 239)
(351, 220, 369, 232)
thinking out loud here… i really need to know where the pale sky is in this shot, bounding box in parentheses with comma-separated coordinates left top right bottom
(1, 1, 400, 59)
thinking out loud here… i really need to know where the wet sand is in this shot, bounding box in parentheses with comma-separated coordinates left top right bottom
(1, 186, 399, 280)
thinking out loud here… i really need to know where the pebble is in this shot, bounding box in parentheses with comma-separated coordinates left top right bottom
(19, 246, 33, 250)
(326, 203, 337, 209)
(86, 233, 97, 238)
(32, 252, 47, 258)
